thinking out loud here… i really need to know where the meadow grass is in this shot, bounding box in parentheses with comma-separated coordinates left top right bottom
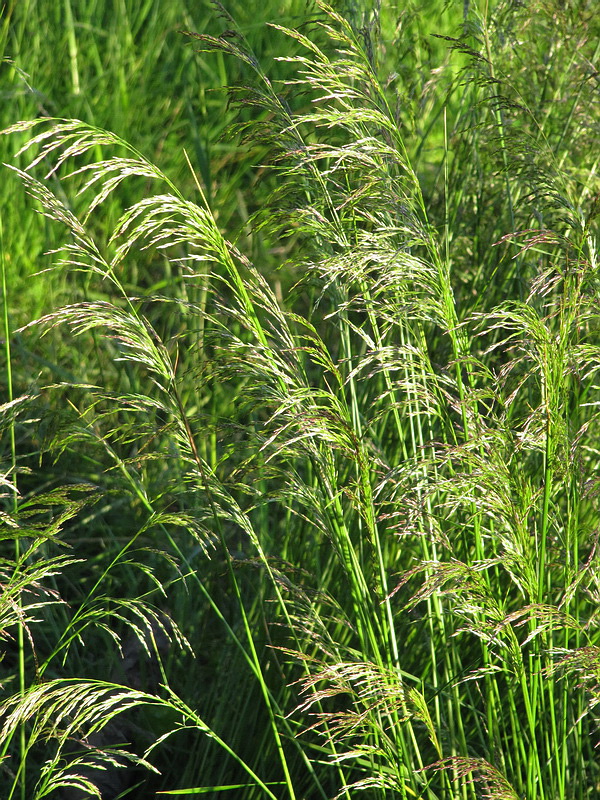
(1, 1, 600, 798)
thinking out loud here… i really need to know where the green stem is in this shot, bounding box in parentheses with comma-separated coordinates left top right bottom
(1, 210, 26, 800)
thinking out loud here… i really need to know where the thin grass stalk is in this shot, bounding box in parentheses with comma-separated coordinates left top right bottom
(444, 114, 494, 797)
(536, 235, 588, 799)
(564, 229, 599, 799)
(480, 0, 517, 243)
(63, 0, 80, 96)
(149, 689, 283, 800)
(441, 104, 476, 800)
(0, 209, 26, 800)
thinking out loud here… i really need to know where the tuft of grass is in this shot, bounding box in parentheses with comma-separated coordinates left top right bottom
(1, 1, 600, 798)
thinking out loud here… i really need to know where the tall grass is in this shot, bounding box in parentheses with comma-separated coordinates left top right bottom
(1, 0, 600, 798)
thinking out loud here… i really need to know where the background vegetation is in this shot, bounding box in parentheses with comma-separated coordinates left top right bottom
(1, 0, 600, 798)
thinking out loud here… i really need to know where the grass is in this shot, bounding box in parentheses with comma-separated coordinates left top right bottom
(1, 0, 600, 798)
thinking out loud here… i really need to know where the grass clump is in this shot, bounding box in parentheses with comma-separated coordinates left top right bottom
(1, 1, 600, 798)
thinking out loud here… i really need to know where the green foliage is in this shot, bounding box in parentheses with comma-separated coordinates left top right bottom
(1, 1, 600, 798)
